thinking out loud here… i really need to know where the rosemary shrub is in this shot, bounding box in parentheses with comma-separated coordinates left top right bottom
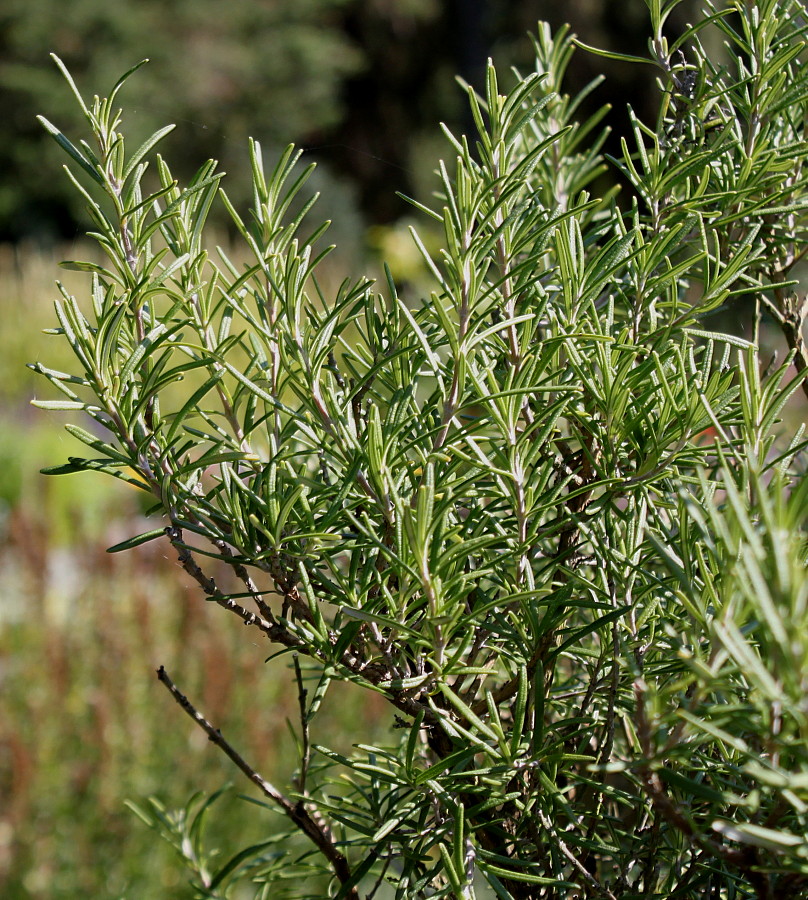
(33, 1, 808, 897)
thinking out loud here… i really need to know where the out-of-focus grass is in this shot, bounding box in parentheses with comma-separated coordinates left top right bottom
(0, 242, 393, 899)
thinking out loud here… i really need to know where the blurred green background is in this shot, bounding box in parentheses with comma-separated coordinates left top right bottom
(0, 1, 709, 897)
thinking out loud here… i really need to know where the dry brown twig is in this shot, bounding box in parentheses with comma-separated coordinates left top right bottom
(156, 665, 360, 899)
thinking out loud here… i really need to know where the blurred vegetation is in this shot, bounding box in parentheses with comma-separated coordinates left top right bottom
(0, 509, 393, 899)
(0, 0, 363, 240)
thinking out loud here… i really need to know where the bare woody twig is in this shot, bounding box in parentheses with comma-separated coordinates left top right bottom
(212, 537, 275, 623)
(292, 654, 311, 796)
(156, 665, 359, 900)
(165, 526, 305, 650)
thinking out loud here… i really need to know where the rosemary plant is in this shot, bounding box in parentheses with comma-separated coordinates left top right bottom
(32, 1, 808, 897)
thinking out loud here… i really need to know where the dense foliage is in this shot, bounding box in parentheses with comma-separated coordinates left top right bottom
(34, 1, 808, 897)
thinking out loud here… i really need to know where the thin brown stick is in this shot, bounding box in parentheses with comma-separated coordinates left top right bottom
(292, 654, 311, 796)
(156, 665, 359, 899)
(165, 526, 304, 648)
(212, 537, 276, 623)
